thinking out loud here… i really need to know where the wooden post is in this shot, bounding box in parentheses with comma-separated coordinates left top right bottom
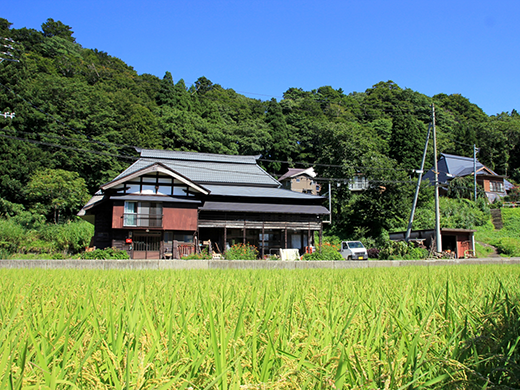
(223, 226, 227, 253)
(243, 220, 246, 245)
(319, 223, 323, 253)
(307, 223, 311, 252)
(285, 226, 288, 249)
(261, 222, 265, 259)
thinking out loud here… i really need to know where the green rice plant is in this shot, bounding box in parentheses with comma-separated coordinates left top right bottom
(0, 266, 519, 389)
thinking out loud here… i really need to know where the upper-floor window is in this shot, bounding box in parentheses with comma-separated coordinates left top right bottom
(490, 181, 504, 192)
(114, 175, 194, 197)
(124, 201, 163, 227)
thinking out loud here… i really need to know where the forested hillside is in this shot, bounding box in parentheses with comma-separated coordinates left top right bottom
(1, 17, 519, 239)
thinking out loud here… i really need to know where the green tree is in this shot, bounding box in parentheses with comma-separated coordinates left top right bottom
(25, 169, 90, 223)
(389, 111, 425, 171)
(41, 18, 75, 42)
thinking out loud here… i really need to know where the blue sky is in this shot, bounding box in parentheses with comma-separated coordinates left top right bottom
(4, 0, 519, 115)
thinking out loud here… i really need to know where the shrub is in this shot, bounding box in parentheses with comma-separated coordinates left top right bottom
(38, 219, 94, 254)
(403, 247, 429, 260)
(182, 248, 212, 260)
(379, 241, 428, 260)
(80, 248, 129, 260)
(379, 241, 410, 260)
(302, 242, 343, 261)
(367, 248, 380, 259)
(224, 244, 258, 260)
(0, 219, 26, 254)
(492, 237, 520, 257)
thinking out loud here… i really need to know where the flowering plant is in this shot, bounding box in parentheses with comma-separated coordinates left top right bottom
(225, 243, 258, 260)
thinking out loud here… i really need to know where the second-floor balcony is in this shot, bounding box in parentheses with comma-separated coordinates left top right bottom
(123, 213, 163, 227)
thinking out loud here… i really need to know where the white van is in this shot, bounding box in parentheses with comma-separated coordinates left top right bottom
(339, 241, 368, 260)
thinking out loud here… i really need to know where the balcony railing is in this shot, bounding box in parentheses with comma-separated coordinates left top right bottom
(123, 213, 163, 227)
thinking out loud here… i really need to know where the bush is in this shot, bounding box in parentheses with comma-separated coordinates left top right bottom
(367, 248, 380, 259)
(182, 248, 212, 260)
(38, 219, 94, 254)
(0, 219, 26, 254)
(224, 244, 258, 260)
(403, 247, 429, 260)
(491, 237, 520, 257)
(379, 241, 428, 260)
(302, 242, 343, 261)
(80, 248, 129, 260)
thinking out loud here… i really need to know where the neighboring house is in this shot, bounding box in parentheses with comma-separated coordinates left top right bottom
(79, 149, 329, 259)
(423, 153, 513, 202)
(279, 167, 368, 194)
(347, 175, 369, 191)
(278, 167, 321, 195)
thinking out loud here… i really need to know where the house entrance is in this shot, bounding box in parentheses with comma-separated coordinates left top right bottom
(133, 233, 161, 259)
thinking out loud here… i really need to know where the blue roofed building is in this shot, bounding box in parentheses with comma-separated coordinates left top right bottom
(423, 153, 513, 202)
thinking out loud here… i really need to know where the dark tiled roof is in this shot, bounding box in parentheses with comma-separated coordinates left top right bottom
(111, 149, 280, 187)
(203, 185, 323, 199)
(200, 201, 329, 215)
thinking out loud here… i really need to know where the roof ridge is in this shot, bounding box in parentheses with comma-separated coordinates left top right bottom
(137, 148, 261, 164)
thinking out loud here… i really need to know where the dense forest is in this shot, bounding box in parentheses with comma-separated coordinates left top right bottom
(1, 17, 519, 240)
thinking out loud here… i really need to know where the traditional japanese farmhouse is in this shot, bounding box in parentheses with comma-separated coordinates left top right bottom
(79, 149, 329, 259)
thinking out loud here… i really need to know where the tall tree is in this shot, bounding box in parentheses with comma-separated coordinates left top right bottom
(41, 18, 75, 42)
(25, 169, 89, 223)
(389, 111, 425, 171)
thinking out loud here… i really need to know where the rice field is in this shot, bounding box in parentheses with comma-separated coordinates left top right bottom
(1, 266, 519, 389)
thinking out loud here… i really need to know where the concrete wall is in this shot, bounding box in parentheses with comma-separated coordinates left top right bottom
(1, 258, 519, 270)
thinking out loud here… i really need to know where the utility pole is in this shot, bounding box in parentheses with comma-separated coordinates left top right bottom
(405, 123, 432, 241)
(328, 181, 332, 225)
(432, 104, 442, 253)
(474, 144, 478, 201)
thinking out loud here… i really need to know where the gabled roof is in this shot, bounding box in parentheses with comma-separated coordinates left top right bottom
(111, 149, 280, 187)
(424, 153, 513, 189)
(440, 153, 490, 177)
(101, 162, 210, 195)
(278, 167, 316, 181)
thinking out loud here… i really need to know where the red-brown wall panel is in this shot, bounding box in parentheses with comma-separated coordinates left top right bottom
(112, 202, 124, 229)
(111, 201, 198, 231)
(163, 207, 198, 230)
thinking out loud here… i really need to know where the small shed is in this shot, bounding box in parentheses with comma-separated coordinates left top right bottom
(389, 228, 476, 258)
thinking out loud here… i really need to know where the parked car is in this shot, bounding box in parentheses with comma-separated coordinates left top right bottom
(339, 241, 368, 260)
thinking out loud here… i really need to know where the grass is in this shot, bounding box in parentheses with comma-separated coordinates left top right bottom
(0, 266, 519, 389)
(475, 208, 520, 257)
